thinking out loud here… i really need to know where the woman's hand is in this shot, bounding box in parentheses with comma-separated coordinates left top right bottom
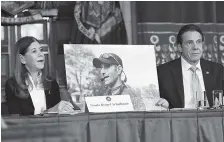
(46, 101, 75, 114)
(57, 101, 75, 114)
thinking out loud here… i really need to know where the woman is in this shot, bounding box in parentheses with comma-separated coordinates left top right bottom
(5, 36, 74, 115)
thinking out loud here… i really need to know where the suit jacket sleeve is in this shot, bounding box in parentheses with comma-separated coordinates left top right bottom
(157, 65, 168, 100)
(5, 78, 21, 114)
(52, 80, 61, 106)
(222, 65, 224, 89)
(157, 63, 179, 109)
(217, 63, 224, 90)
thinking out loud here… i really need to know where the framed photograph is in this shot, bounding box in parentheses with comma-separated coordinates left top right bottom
(64, 44, 162, 112)
(1, 26, 8, 47)
(17, 21, 48, 44)
(1, 1, 35, 16)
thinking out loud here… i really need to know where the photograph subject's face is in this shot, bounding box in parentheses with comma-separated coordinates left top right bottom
(181, 31, 203, 64)
(100, 64, 119, 87)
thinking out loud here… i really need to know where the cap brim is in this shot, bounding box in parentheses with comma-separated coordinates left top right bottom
(93, 58, 117, 68)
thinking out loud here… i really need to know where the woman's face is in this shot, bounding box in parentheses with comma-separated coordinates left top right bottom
(20, 41, 45, 72)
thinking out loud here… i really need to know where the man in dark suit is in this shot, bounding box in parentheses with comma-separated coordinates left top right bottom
(157, 24, 224, 109)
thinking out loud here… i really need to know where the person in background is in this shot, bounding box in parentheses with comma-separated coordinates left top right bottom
(93, 53, 169, 110)
(5, 36, 75, 115)
(157, 24, 224, 109)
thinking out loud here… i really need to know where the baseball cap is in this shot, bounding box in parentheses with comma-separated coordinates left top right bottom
(93, 53, 123, 68)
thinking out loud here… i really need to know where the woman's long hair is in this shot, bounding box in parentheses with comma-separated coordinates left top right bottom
(14, 36, 52, 99)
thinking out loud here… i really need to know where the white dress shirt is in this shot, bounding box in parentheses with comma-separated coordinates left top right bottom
(181, 57, 205, 108)
(27, 74, 46, 114)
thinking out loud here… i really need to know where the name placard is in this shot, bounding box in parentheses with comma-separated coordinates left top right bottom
(85, 95, 134, 112)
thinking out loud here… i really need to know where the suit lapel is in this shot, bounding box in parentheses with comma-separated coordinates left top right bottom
(45, 89, 51, 109)
(171, 58, 185, 107)
(44, 79, 53, 109)
(200, 59, 213, 105)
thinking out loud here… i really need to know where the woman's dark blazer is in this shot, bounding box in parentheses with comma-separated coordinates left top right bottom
(5, 76, 61, 115)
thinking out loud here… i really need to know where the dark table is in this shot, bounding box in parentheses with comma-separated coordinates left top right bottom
(2, 109, 224, 142)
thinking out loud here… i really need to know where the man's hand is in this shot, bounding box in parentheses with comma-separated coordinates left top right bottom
(155, 98, 169, 109)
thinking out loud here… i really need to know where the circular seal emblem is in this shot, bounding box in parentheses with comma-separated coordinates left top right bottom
(220, 35, 224, 44)
(106, 96, 111, 101)
(150, 35, 159, 45)
(169, 35, 176, 44)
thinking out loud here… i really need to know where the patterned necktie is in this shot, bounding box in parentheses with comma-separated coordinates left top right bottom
(189, 66, 202, 108)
